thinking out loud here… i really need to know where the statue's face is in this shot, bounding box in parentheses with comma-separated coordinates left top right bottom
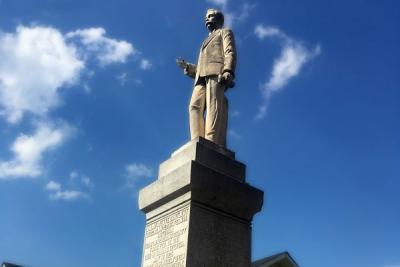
(205, 11, 220, 31)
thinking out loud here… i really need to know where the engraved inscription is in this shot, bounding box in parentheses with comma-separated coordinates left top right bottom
(142, 206, 189, 267)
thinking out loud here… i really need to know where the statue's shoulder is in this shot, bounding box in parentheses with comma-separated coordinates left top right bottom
(221, 28, 233, 33)
(220, 28, 234, 37)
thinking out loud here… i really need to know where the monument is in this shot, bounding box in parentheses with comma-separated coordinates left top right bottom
(138, 9, 264, 267)
(176, 8, 236, 148)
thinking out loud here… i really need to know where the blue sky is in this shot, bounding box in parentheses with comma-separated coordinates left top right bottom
(0, 0, 399, 266)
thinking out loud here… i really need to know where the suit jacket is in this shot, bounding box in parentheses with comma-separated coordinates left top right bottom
(185, 28, 236, 86)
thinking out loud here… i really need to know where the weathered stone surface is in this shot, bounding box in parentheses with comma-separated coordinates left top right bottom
(171, 137, 235, 159)
(140, 160, 262, 221)
(138, 138, 264, 267)
(158, 137, 245, 182)
(186, 203, 252, 267)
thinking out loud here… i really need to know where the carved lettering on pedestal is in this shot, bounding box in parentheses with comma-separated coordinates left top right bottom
(142, 206, 189, 267)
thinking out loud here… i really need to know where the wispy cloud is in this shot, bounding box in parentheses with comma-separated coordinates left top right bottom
(45, 170, 93, 201)
(116, 72, 144, 86)
(254, 25, 287, 41)
(254, 24, 321, 120)
(140, 59, 152, 70)
(45, 180, 86, 201)
(124, 163, 152, 188)
(0, 121, 74, 179)
(265, 44, 320, 92)
(235, 3, 256, 24)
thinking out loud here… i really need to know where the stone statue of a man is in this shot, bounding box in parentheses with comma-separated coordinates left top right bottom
(177, 9, 237, 147)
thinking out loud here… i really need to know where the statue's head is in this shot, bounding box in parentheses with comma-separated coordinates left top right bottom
(205, 9, 224, 31)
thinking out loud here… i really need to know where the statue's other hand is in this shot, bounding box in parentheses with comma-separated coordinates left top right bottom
(221, 72, 233, 84)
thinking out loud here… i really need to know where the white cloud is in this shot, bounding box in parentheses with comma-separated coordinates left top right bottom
(45, 180, 61, 191)
(140, 59, 152, 70)
(254, 24, 321, 120)
(49, 188, 85, 201)
(254, 25, 286, 40)
(0, 26, 84, 123)
(45, 177, 89, 201)
(126, 163, 152, 178)
(0, 25, 137, 124)
(125, 163, 152, 188)
(266, 44, 320, 93)
(45, 170, 93, 201)
(0, 121, 73, 179)
(66, 27, 135, 66)
(0, 25, 143, 186)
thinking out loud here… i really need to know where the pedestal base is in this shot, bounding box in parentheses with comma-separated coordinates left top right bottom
(138, 138, 264, 267)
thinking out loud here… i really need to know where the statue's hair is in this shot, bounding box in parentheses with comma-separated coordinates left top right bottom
(207, 9, 224, 26)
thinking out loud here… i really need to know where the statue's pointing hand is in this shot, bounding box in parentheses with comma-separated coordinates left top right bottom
(176, 57, 188, 70)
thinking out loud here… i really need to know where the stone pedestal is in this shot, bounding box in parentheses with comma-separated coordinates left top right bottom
(138, 137, 264, 267)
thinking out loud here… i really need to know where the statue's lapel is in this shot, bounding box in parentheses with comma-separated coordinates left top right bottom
(201, 29, 220, 50)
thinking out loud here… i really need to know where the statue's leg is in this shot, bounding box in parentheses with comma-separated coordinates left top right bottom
(189, 83, 206, 139)
(205, 76, 227, 146)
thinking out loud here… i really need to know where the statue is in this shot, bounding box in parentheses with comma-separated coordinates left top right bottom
(177, 9, 237, 147)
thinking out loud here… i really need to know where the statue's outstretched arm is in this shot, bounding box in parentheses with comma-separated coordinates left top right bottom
(176, 58, 197, 79)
